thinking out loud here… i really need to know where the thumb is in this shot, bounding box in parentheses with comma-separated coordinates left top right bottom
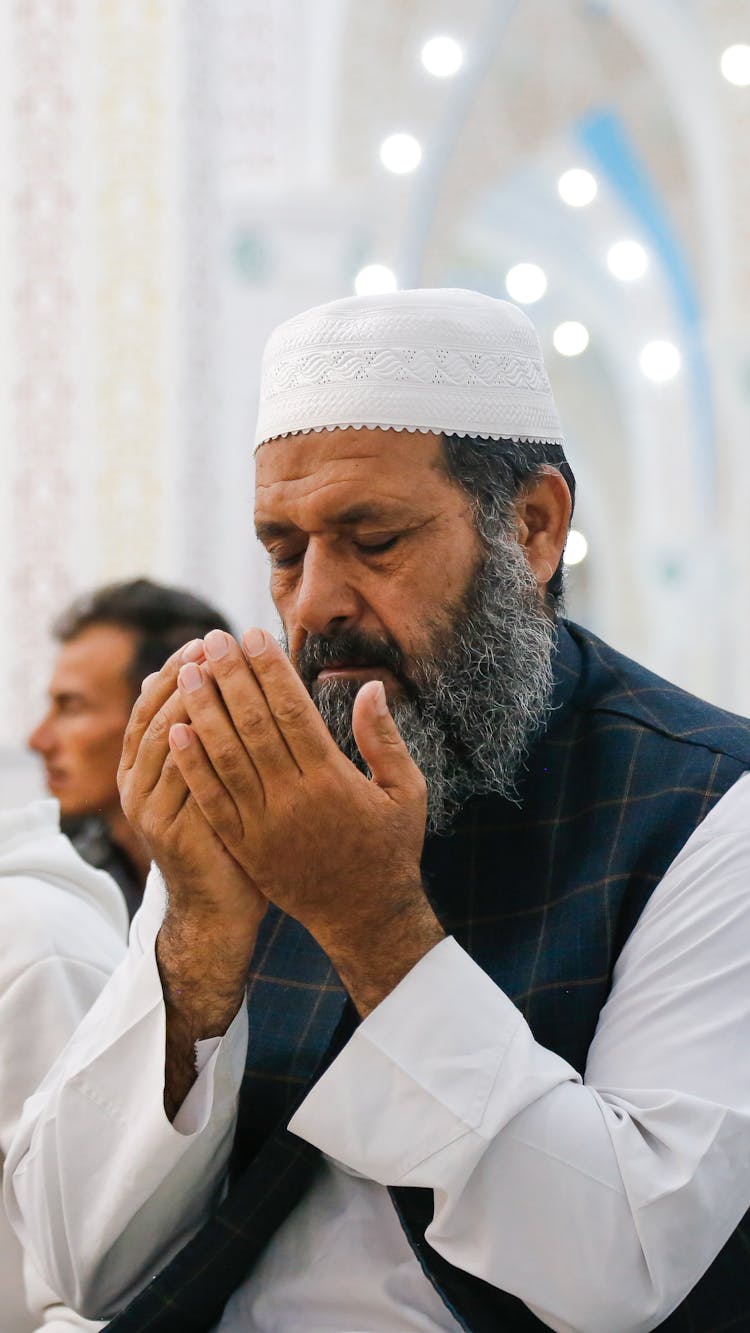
(351, 680, 425, 804)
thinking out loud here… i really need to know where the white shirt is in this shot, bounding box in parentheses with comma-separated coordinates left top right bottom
(0, 801, 128, 1333)
(7, 775, 750, 1333)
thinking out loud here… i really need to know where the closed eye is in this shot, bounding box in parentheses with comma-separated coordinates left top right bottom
(355, 535, 400, 555)
(269, 549, 304, 568)
(268, 533, 401, 568)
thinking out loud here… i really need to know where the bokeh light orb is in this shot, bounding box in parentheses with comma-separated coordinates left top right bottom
(421, 35, 463, 77)
(379, 133, 422, 174)
(564, 530, 589, 567)
(558, 168, 598, 207)
(640, 340, 681, 382)
(505, 263, 547, 304)
(354, 265, 398, 296)
(721, 44, 750, 86)
(607, 240, 648, 281)
(553, 321, 590, 356)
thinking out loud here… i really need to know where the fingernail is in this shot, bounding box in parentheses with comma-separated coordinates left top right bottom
(374, 680, 388, 716)
(141, 672, 159, 693)
(179, 662, 203, 693)
(170, 723, 191, 750)
(204, 629, 229, 661)
(181, 639, 204, 663)
(244, 627, 266, 658)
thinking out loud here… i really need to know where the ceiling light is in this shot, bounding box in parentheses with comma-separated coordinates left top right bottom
(564, 530, 588, 567)
(421, 35, 463, 77)
(607, 240, 648, 282)
(639, 340, 681, 382)
(505, 263, 547, 304)
(354, 264, 398, 296)
(379, 133, 422, 174)
(553, 321, 589, 356)
(558, 168, 598, 207)
(721, 44, 750, 85)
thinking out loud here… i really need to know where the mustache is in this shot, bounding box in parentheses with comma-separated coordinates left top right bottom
(295, 628, 409, 692)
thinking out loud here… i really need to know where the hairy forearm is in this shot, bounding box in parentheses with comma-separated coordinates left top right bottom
(156, 909, 257, 1119)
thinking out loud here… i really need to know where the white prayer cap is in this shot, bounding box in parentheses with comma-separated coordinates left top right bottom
(254, 288, 564, 450)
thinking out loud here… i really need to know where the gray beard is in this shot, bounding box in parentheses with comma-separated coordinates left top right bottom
(293, 536, 556, 834)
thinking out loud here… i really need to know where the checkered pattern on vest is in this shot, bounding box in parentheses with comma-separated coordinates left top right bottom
(105, 622, 750, 1331)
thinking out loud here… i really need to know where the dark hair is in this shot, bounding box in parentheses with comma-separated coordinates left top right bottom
(54, 578, 234, 693)
(442, 435, 576, 608)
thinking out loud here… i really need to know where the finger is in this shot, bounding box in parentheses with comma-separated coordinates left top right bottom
(351, 680, 427, 808)
(121, 688, 194, 803)
(149, 748, 190, 820)
(120, 638, 206, 776)
(241, 628, 334, 770)
(177, 658, 268, 802)
(168, 722, 244, 845)
(200, 630, 302, 781)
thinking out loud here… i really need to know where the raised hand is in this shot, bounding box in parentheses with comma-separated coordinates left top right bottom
(118, 640, 269, 1115)
(167, 628, 444, 1015)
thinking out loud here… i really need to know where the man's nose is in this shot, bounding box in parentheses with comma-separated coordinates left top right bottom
(28, 715, 54, 755)
(295, 541, 361, 638)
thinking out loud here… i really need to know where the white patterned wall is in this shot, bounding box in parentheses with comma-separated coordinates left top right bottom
(3, 1, 83, 747)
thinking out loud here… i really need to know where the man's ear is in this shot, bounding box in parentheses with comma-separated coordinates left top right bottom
(513, 469, 572, 592)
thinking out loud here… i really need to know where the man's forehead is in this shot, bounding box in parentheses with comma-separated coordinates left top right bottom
(255, 426, 446, 493)
(53, 625, 136, 688)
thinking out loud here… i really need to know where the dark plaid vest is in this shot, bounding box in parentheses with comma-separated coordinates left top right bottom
(106, 622, 750, 1331)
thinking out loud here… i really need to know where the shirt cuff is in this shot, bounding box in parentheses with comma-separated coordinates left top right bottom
(289, 936, 571, 1183)
(52, 886, 248, 1146)
(172, 1018, 246, 1136)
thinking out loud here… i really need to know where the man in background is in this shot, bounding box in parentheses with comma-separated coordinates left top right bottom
(29, 579, 233, 918)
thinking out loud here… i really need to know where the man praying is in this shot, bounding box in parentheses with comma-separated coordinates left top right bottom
(8, 289, 750, 1332)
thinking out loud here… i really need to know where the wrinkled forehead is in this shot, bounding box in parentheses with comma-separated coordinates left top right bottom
(254, 426, 449, 516)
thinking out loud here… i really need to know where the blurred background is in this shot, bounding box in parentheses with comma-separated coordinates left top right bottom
(2, 0, 750, 796)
